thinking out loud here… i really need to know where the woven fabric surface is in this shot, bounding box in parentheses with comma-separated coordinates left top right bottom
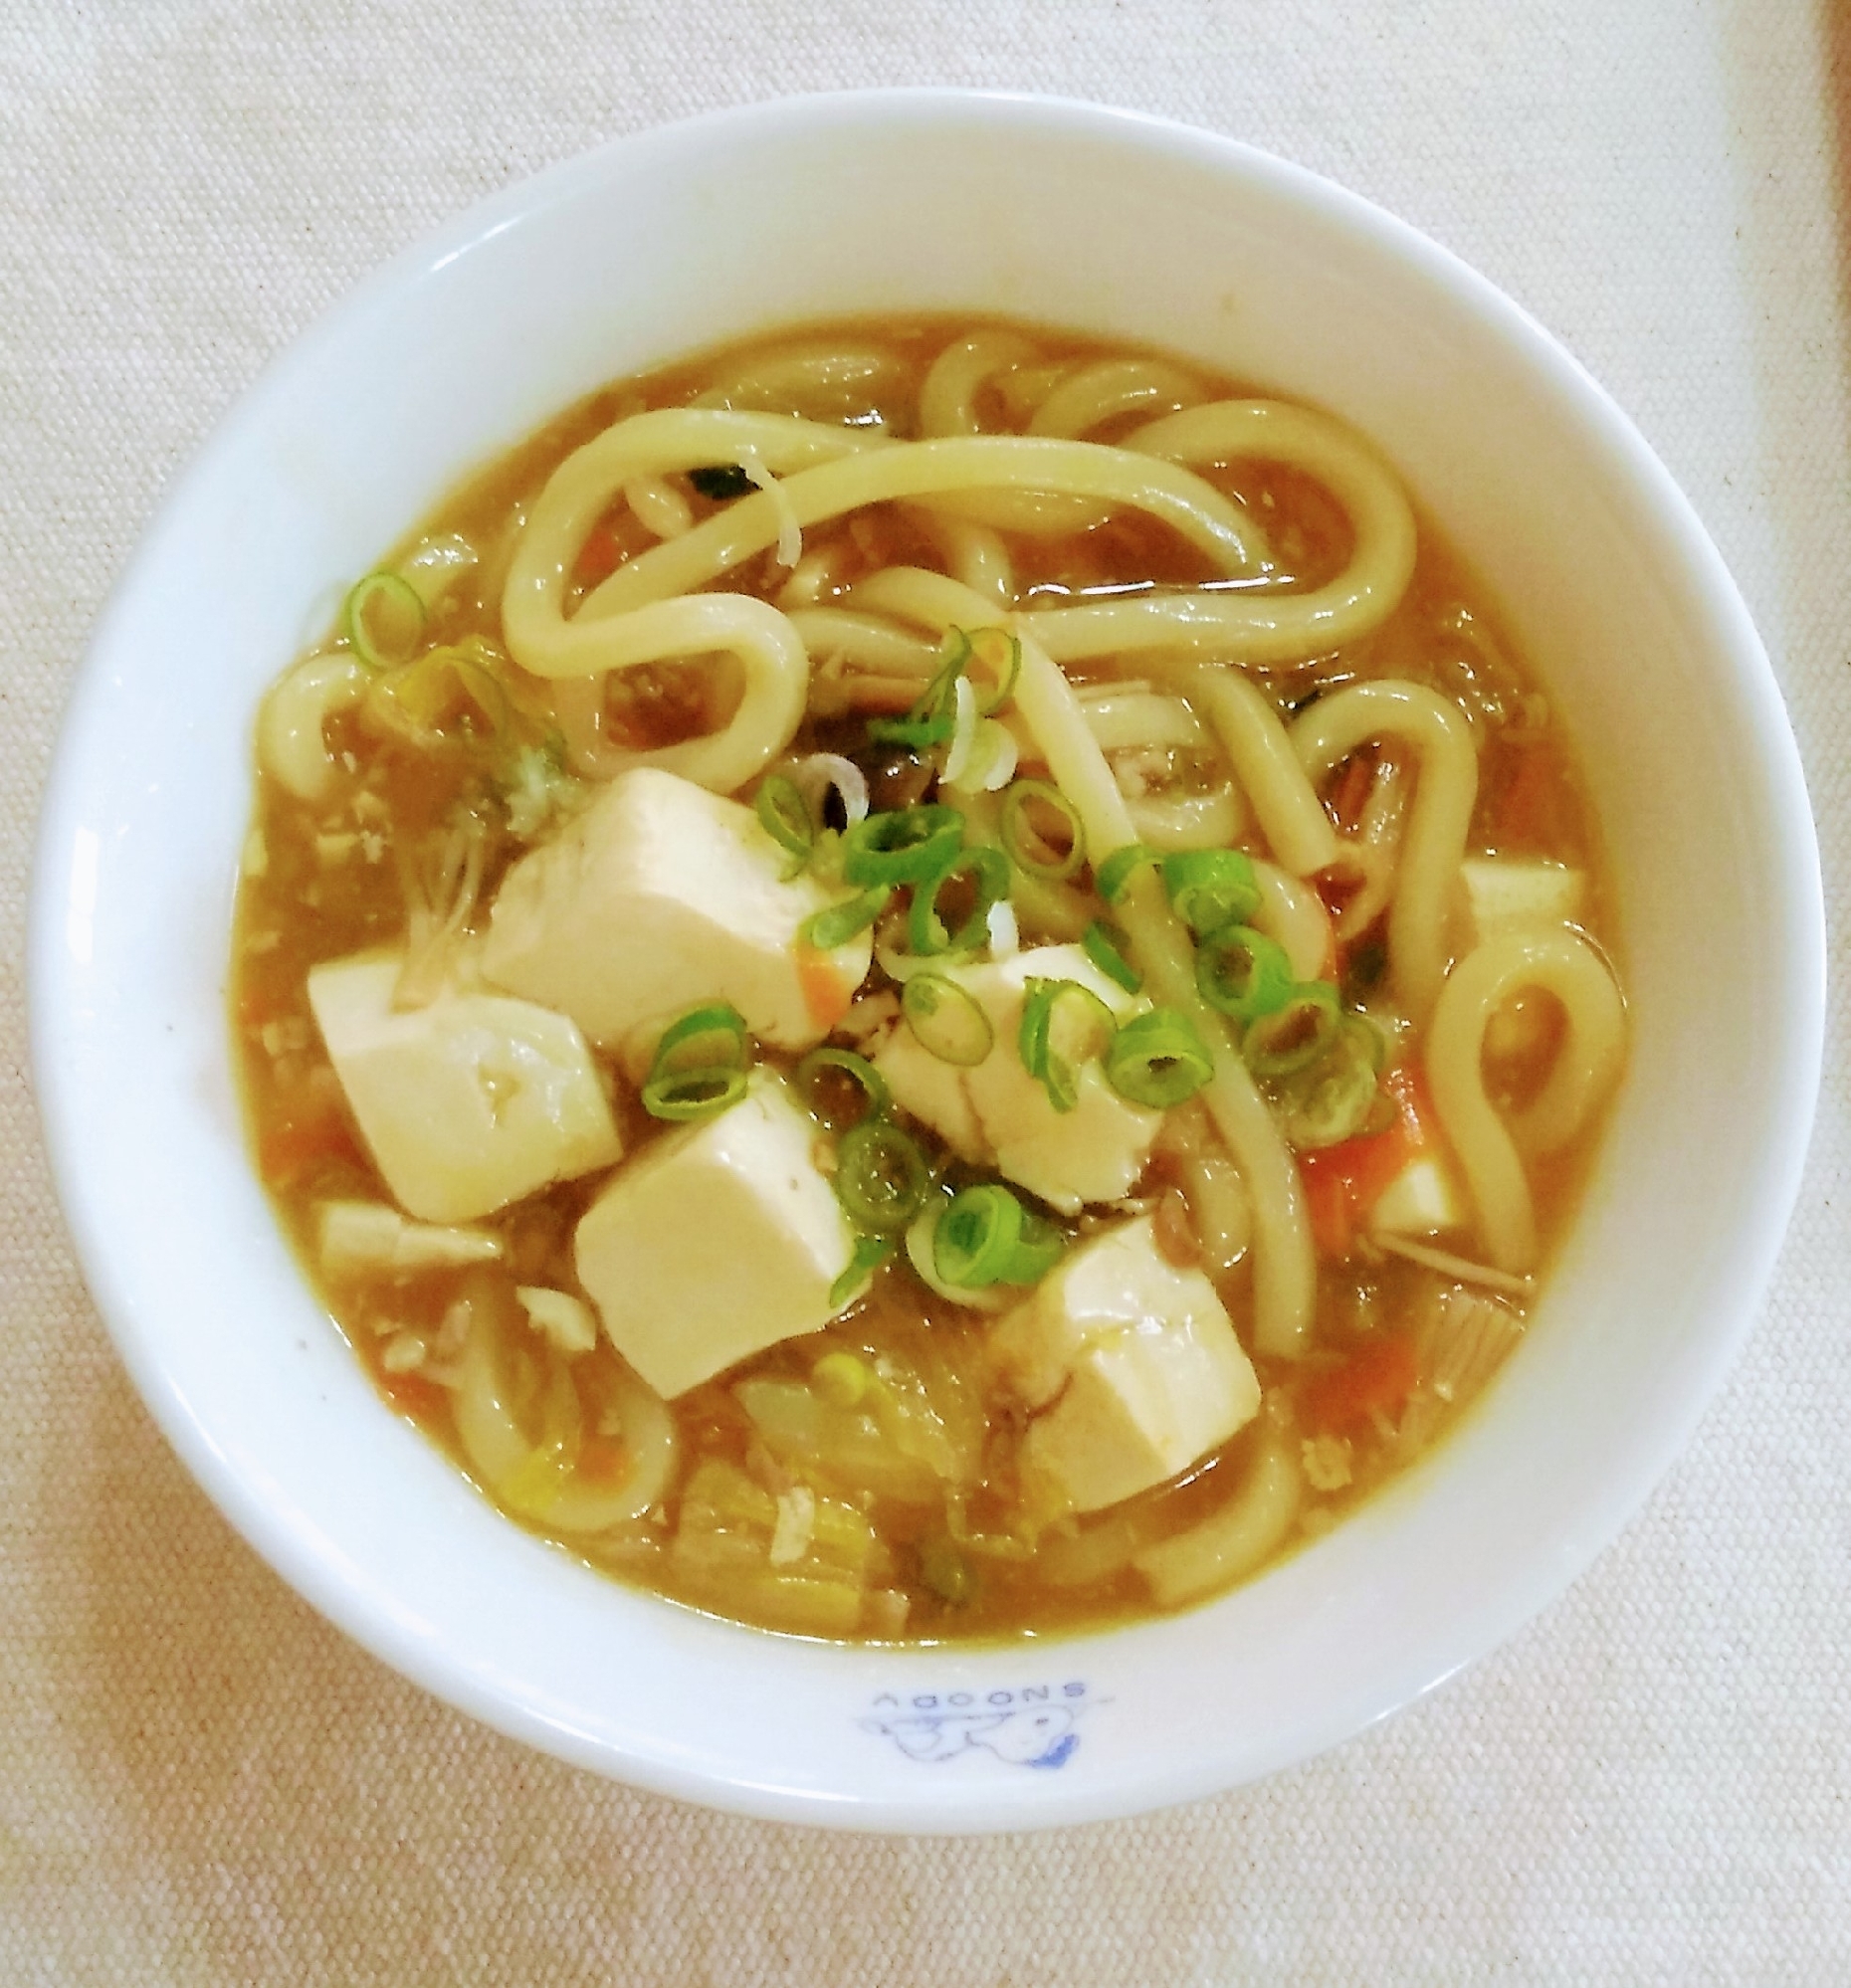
(2, 3, 1846, 1981)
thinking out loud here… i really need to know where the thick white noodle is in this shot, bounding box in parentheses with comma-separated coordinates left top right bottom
(1166, 665, 1341, 876)
(1133, 1439, 1302, 1606)
(1023, 400, 1416, 668)
(260, 651, 371, 801)
(915, 508, 1016, 605)
(785, 607, 942, 680)
(691, 340, 907, 423)
(1026, 357, 1205, 438)
(623, 474, 693, 540)
(1251, 861, 1332, 981)
(1292, 680, 1478, 1022)
(1425, 926, 1626, 1273)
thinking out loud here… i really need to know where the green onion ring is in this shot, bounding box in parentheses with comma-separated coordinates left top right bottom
(1195, 924, 1295, 1023)
(342, 570, 426, 671)
(833, 1118, 932, 1235)
(842, 805, 965, 887)
(1160, 848, 1262, 937)
(640, 1064, 750, 1122)
(1104, 1007, 1215, 1109)
(1277, 1015, 1389, 1149)
(1241, 981, 1342, 1077)
(792, 1046, 889, 1128)
(1082, 917, 1142, 994)
(867, 711, 954, 749)
(649, 1001, 750, 1077)
(999, 779, 1087, 882)
(829, 1234, 895, 1308)
(801, 886, 891, 951)
(932, 1183, 1066, 1289)
(1018, 977, 1117, 1113)
(1096, 843, 1158, 905)
(908, 844, 1010, 956)
(755, 774, 814, 877)
(956, 626, 1023, 713)
(901, 973, 995, 1067)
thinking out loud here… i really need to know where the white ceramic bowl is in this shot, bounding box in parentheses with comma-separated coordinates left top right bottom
(31, 91, 1823, 1833)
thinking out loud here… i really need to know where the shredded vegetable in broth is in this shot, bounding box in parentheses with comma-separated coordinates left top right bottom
(233, 317, 1624, 1642)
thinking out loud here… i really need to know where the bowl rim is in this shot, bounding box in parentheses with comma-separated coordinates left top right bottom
(29, 86, 1827, 1832)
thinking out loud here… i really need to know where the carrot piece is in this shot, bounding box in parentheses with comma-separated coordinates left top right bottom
(574, 515, 625, 588)
(1304, 1332, 1420, 1435)
(1300, 1160, 1355, 1259)
(796, 944, 855, 1033)
(1492, 747, 1556, 851)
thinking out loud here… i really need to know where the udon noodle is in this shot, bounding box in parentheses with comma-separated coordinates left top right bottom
(233, 317, 1623, 1641)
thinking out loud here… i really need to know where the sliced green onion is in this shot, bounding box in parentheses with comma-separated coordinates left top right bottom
(1082, 917, 1142, 995)
(755, 774, 813, 877)
(833, 1118, 932, 1235)
(792, 1046, 889, 1129)
(343, 570, 426, 671)
(641, 1065, 749, 1122)
(688, 463, 754, 499)
(1161, 849, 1261, 937)
(1242, 981, 1341, 1077)
(1104, 1007, 1214, 1108)
(867, 711, 954, 750)
(932, 1183, 1066, 1289)
(801, 886, 891, 950)
(957, 626, 1022, 713)
(1196, 924, 1295, 1023)
(999, 779, 1087, 882)
(841, 805, 964, 887)
(829, 1234, 895, 1308)
(902, 972, 995, 1067)
(1096, 843, 1157, 905)
(908, 844, 1010, 956)
(1018, 977, 1117, 1113)
(1278, 1015, 1389, 1148)
(650, 1001, 750, 1077)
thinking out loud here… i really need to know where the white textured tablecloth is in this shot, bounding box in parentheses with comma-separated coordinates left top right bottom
(3, 5, 1846, 1981)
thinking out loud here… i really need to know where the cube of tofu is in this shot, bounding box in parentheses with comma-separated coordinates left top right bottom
(990, 1216, 1261, 1515)
(308, 952, 622, 1225)
(480, 766, 872, 1055)
(873, 945, 1161, 1215)
(1368, 1154, 1464, 1240)
(1459, 857, 1585, 947)
(574, 1074, 856, 1399)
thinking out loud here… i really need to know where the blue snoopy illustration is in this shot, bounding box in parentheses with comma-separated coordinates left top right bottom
(860, 1689, 1092, 1768)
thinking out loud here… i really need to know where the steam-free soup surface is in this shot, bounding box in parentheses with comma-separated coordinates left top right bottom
(234, 317, 1623, 1642)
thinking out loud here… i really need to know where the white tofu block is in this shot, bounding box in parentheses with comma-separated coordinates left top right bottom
(1368, 1155, 1464, 1239)
(1460, 857, 1585, 947)
(308, 953, 622, 1226)
(574, 1075, 856, 1399)
(990, 1216, 1260, 1515)
(873, 944, 1160, 1216)
(481, 766, 873, 1053)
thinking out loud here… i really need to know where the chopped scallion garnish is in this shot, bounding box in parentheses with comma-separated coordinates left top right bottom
(755, 774, 814, 877)
(1277, 1015, 1388, 1148)
(829, 1234, 895, 1308)
(901, 972, 994, 1067)
(640, 1064, 750, 1121)
(640, 1001, 752, 1121)
(932, 1183, 1065, 1289)
(1104, 1007, 1214, 1108)
(957, 626, 1022, 713)
(1160, 849, 1261, 938)
(832, 1118, 932, 1235)
(1082, 916, 1142, 994)
(1195, 924, 1295, 1023)
(999, 779, 1086, 881)
(792, 1046, 889, 1129)
(1242, 981, 1341, 1077)
(342, 570, 427, 671)
(1018, 977, 1117, 1113)
(841, 805, 964, 887)
(801, 886, 892, 951)
(907, 844, 1010, 956)
(1096, 843, 1157, 905)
